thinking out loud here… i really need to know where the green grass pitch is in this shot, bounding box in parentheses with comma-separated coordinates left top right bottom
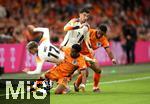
(0, 63, 150, 104)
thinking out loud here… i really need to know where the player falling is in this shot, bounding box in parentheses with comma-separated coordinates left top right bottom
(24, 26, 65, 74)
(27, 44, 88, 94)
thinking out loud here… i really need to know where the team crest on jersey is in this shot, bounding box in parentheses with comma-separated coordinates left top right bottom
(72, 60, 78, 65)
(97, 42, 101, 47)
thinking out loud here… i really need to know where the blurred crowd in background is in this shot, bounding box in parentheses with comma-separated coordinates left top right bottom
(0, 0, 149, 44)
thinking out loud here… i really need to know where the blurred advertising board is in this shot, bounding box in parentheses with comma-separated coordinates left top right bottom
(0, 41, 150, 73)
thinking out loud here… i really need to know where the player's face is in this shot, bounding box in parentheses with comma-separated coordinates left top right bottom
(96, 29, 103, 39)
(29, 48, 38, 55)
(70, 48, 80, 58)
(79, 12, 89, 23)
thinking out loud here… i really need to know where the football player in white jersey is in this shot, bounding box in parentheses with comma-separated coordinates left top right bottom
(60, 8, 92, 52)
(24, 27, 65, 74)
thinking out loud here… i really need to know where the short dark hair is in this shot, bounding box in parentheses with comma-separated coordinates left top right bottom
(72, 44, 82, 52)
(26, 41, 38, 50)
(79, 8, 90, 14)
(98, 24, 107, 33)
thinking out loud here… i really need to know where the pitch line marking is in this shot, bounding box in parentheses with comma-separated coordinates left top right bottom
(0, 76, 150, 97)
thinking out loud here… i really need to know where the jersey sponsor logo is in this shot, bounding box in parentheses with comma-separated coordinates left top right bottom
(72, 60, 78, 65)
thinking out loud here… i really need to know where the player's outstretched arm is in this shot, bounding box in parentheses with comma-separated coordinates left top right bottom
(105, 47, 117, 65)
(64, 19, 80, 31)
(33, 27, 50, 41)
(60, 32, 70, 48)
(25, 57, 44, 74)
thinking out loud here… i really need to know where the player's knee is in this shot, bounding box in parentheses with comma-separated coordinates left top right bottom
(93, 67, 101, 74)
(54, 89, 64, 94)
(54, 90, 62, 94)
(92, 64, 102, 74)
(97, 69, 101, 74)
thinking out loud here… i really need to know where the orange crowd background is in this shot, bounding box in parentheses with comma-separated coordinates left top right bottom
(0, 0, 149, 44)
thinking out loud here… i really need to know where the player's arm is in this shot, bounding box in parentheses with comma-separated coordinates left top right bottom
(33, 27, 50, 42)
(84, 39, 94, 55)
(100, 36, 117, 64)
(27, 57, 44, 74)
(105, 47, 117, 64)
(64, 19, 80, 31)
(27, 25, 36, 34)
(84, 56, 96, 63)
(83, 26, 94, 55)
(60, 32, 70, 48)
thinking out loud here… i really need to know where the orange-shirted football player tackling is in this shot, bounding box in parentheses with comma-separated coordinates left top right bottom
(74, 25, 117, 92)
(36, 44, 87, 94)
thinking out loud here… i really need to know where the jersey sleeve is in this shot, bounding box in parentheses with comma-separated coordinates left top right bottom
(64, 19, 80, 31)
(27, 56, 44, 74)
(101, 36, 110, 48)
(33, 27, 50, 42)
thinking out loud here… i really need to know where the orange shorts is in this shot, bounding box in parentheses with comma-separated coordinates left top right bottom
(57, 77, 70, 88)
(45, 67, 70, 88)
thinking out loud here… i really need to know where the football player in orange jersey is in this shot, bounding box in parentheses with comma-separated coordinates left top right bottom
(33, 44, 88, 94)
(74, 25, 117, 92)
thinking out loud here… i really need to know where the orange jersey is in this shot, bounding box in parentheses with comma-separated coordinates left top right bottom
(46, 47, 87, 81)
(81, 29, 109, 56)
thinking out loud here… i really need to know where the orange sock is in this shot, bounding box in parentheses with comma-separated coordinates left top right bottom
(93, 73, 101, 88)
(75, 74, 82, 87)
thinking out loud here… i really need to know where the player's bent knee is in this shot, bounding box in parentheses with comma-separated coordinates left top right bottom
(54, 90, 62, 94)
(97, 70, 101, 74)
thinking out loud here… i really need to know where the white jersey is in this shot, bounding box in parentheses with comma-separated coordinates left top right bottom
(27, 27, 65, 74)
(60, 18, 90, 47)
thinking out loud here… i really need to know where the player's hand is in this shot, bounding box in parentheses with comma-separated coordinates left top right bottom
(79, 84, 85, 92)
(112, 59, 117, 65)
(27, 25, 35, 34)
(80, 22, 90, 29)
(22, 68, 30, 73)
(89, 49, 94, 56)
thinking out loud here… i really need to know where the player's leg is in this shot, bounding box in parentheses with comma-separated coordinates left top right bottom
(29, 70, 53, 92)
(55, 77, 70, 94)
(89, 62, 102, 92)
(74, 70, 89, 92)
